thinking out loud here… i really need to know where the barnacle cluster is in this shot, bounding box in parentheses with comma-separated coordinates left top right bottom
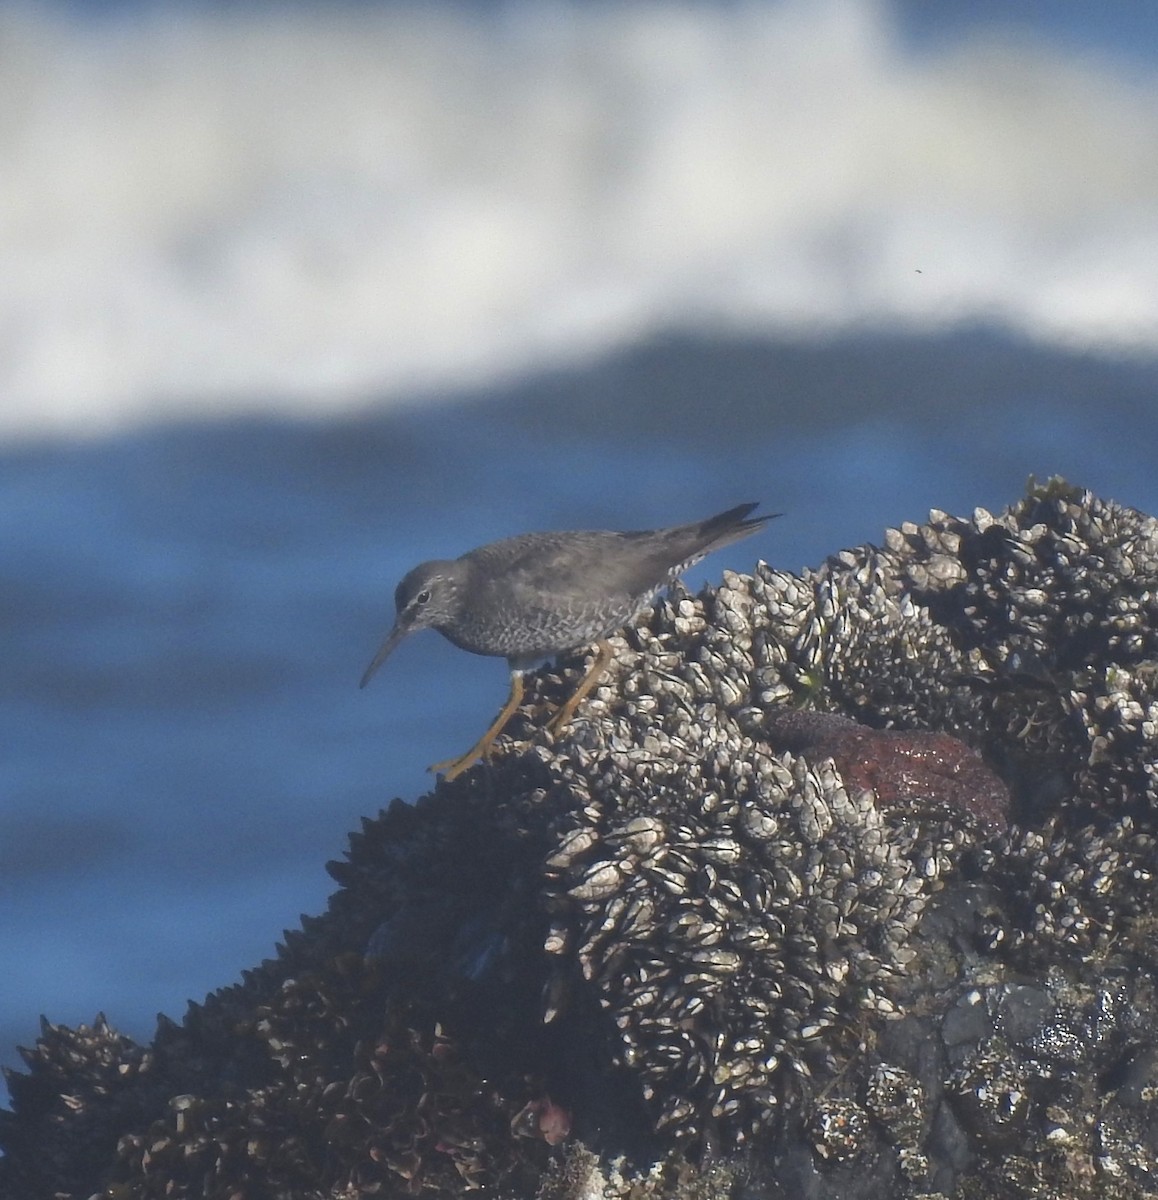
(5, 481, 1158, 1200)
(539, 734, 967, 1145)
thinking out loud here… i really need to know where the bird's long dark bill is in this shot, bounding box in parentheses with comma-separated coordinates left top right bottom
(359, 624, 405, 689)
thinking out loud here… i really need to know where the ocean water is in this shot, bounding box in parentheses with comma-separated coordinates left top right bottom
(4, 0, 1158, 1088)
(6, 0, 1158, 438)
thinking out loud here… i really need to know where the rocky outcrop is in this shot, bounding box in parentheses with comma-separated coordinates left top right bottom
(4, 480, 1158, 1199)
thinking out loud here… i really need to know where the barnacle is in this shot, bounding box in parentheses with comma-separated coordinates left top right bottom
(6, 482, 1158, 1200)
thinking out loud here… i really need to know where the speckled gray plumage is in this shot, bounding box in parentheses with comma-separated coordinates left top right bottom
(441, 507, 771, 664)
(361, 503, 772, 682)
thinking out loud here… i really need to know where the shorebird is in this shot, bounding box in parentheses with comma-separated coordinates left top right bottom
(361, 503, 773, 780)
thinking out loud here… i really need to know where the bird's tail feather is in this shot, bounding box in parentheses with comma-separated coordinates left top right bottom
(695, 502, 779, 553)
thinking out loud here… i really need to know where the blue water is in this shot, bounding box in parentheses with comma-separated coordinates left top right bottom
(4, 327, 1158, 1082)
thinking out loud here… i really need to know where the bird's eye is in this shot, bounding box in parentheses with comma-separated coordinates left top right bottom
(415, 589, 431, 605)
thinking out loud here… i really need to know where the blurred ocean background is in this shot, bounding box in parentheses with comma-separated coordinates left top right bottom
(4, 0, 1158, 1087)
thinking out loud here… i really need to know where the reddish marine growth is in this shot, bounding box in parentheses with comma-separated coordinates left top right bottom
(511, 1095, 571, 1146)
(765, 709, 1009, 834)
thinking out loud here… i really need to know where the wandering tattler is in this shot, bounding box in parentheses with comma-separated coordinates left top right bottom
(360, 502, 773, 780)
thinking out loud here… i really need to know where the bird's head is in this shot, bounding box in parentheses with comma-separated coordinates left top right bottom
(359, 560, 461, 687)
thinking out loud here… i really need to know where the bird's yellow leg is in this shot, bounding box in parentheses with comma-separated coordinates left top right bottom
(429, 673, 525, 781)
(547, 639, 614, 738)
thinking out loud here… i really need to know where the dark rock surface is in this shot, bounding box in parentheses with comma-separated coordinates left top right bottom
(4, 480, 1158, 1199)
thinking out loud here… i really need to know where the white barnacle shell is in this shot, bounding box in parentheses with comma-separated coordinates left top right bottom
(545, 826, 600, 872)
(568, 860, 626, 903)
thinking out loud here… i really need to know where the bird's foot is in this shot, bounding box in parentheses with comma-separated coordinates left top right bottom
(428, 746, 489, 782)
(544, 704, 576, 740)
(545, 639, 615, 739)
(429, 674, 527, 781)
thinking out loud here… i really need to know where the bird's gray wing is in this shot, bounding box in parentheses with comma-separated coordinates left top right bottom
(468, 532, 643, 609)
(467, 505, 768, 608)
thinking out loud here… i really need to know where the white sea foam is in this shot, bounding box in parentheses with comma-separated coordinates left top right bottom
(3, 0, 1158, 439)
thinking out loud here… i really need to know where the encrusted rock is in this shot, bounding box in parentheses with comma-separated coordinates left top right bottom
(5, 480, 1158, 1200)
